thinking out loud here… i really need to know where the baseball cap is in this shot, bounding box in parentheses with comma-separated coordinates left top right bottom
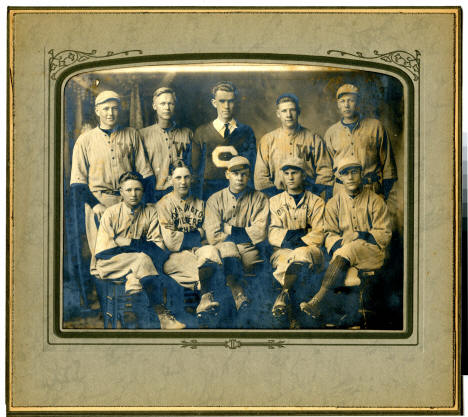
(336, 156, 362, 174)
(227, 156, 250, 172)
(280, 157, 305, 171)
(95, 90, 121, 106)
(336, 84, 359, 99)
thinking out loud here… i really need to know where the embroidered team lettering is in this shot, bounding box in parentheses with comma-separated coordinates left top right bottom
(171, 204, 204, 232)
(212, 145, 238, 168)
(173, 141, 188, 158)
(296, 144, 314, 162)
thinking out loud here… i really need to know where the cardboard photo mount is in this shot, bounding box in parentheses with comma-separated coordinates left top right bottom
(7, 7, 462, 415)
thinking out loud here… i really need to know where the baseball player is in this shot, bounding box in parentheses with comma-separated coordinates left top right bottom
(300, 156, 392, 320)
(139, 87, 193, 203)
(268, 157, 325, 318)
(254, 93, 334, 199)
(70, 90, 154, 277)
(324, 84, 397, 199)
(204, 156, 269, 311)
(191, 81, 257, 200)
(156, 160, 224, 318)
(94, 171, 185, 329)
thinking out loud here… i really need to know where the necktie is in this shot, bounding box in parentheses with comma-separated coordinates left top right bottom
(223, 123, 230, 138)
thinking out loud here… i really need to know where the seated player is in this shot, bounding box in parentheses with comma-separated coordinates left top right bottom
(156, 160, 223, 318)
(204, 156, 269, 311)
(300, 156, 392, 320)
(268, 157, 325, 318)
(94, 171, 185, 330)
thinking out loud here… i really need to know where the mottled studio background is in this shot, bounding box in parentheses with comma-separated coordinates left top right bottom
(62, 65, 405, 326)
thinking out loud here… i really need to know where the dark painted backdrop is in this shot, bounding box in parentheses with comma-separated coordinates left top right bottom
(62, 66, 405, 327)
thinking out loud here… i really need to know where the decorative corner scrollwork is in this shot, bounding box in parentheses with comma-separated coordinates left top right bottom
(327, 49, 420, 81)
(48, 49, 143, 80)
(180, 339, 286, 349)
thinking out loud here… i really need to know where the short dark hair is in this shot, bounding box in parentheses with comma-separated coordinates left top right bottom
(211, 81, 238, 98)
(118, 171, 144, 186)
(153, 86, 177, 102)
(170, 159, 192, 176)
(276, 93, 300, 110)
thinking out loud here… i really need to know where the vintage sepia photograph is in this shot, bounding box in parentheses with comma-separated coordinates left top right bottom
(8, 7, 461, 414)
(62, 63, 405, 331)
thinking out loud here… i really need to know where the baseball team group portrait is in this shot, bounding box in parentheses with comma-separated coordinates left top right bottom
(62, 63, 405, 331)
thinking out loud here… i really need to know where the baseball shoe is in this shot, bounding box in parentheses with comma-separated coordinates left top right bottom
(272, 289, 290, 317)
(232, 288, 249, 311)
(196, 292, 220, 317)
(300, 297, 321, 318)
(156, 309, 186, 330)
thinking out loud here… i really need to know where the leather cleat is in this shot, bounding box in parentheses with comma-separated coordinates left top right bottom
(196, 292, 220, 317)
(232, 289, 249, 311)
(300, 298, 322, 318)
(272, 289, 290, 317)
(157, 309, 186, 330)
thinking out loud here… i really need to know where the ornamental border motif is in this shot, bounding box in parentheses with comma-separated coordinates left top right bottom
(48, 49, 143, 80)
(327, 49, 421, 81)
(48, 48, 421, 81)
(180, 339, 286, 349)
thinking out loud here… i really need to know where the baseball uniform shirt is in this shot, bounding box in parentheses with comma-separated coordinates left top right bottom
(324, 187, 392, 270)
(94, 202, 164, 282)
(269, 190, 325, 285)
(139, 123, 193, 192)
(324, 117, 397, 194)
(204, 187, 269, 270)
(156, 191, 222, 290)
(254, 125, 334, 193)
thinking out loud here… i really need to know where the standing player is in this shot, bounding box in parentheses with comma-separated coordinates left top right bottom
(254, 93, 334, 199)
(191, 81, 257, 200)
(300, 157, 392, 320)
(94, 172, 185, 329)
(156, 160, 224, 318)
(268, 157, 325, 319)
(139, 87, 193, 202)
(70, 90, 154, 277)
(204, 156, 269, 311)
(324, 84, 397, 199)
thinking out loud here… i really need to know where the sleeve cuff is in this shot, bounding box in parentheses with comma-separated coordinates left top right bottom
(329, 239, 343, 256)
(357, 231, 378, 246)
(70, 183, 100, 207)
(229, 226, 251, 244)
(180, 230, 202, 250)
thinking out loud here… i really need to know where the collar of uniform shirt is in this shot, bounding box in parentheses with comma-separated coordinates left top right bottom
(343, 186, 364, 200)
(158, 120, 177, 133)
(213, 118, 237, 136)
(340, 114, 361, 132)
(99, 125, 120, 135)
(228, 187, 248, 200)
(288, 191, 305, 206)
(281, 124, 303, 137)
(122, 201, 143, 216)
(172, 192, 192, 204)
